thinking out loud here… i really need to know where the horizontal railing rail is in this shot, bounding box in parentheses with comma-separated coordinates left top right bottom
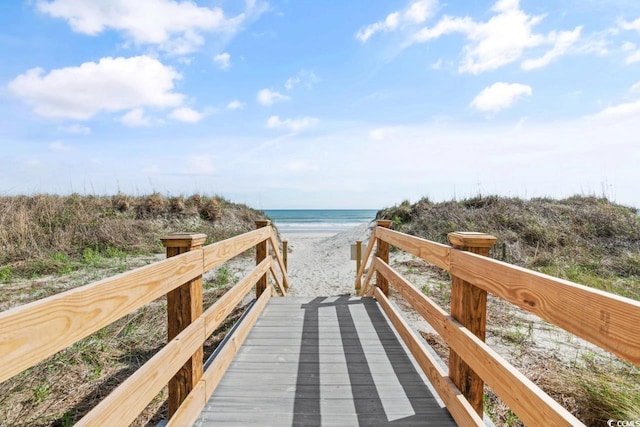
(356, 220, 640, 426)
(0, 220, 288, 425)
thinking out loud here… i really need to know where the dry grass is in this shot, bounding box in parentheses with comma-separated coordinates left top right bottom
(379, 195, 640, 293)
(382, 196, 640, 425)
(0, 281, 248, 426)
(0, 193, 267, 426)
(390, 246, 640, 426)
(0, 193, 266, 282)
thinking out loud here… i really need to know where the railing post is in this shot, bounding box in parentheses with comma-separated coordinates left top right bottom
(160, 232, 207, 418)
(376, 220, 392, 296)
(447, 231, 497, 416)
(255, 220, 270, 297)
(355, 240, 363, 292)
(283, 240, 288, 271)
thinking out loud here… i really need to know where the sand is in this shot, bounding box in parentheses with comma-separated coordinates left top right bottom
(280, 223, 374, 296)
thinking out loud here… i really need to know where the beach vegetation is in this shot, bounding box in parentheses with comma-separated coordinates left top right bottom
(383, 194, 640, 426)
(0, 193, 267, 425)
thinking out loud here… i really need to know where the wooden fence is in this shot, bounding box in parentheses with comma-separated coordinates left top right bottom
(355, 220, 640, 426)
(0, 220, 289, 426)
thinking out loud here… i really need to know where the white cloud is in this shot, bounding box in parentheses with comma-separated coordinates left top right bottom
(214, 52, 231, 70)
(619, 17, 640, 32)
(227, 100, 244, 110)
(169, 107, 204, 123)
(625, 50, 640, 64)
(257, 88, 289, 106)
(521, 27, 582, 70)
(49, 141, 70, 151)
(357, 0, 437, 42)
(36, 0, 250, 54)
(590, 101, 640, 121)
(357, 12, 400, 42)
(405, 0, 436, 24)
(470, 82, 532, 112)
(284, 77, 300, 91)
(8, 56, 183, 120)
(186, 154, 215, 175)
(266, 115, 319, 132)
(412, 0, 580, 74)
(631, 81, 640, 93)
(622, 41, 636, 52)
(58, 124, 91, 135)
(121, 108, 152, 127)
(284, 70, 318, 91)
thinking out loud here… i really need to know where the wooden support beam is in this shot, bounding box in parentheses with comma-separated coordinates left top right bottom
(255, 220, 270, 297)
(160, 233, 207, 418)
(355, 233, 376, 293)
(447, 231, 497, 416)
(375, 220, 392, 296)
(283, 240, 288, 271)
(373, 288, 483, 426)
(355, 240, 362, 285)
(268, 234, 290, 291)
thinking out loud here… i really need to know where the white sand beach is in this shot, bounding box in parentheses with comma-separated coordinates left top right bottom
(280, 223, 374, 296)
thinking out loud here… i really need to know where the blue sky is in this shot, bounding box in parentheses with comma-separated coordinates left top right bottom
(2, 0, 640, 209)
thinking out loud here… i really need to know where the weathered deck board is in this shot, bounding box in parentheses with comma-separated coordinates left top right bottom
(195, 296, 456, 426)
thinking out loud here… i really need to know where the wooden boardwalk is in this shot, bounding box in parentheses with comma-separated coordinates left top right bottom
(195, 296, 456, 426)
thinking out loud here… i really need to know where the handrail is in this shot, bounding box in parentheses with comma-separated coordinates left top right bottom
(450, 249, 640, 365)
(0, 222, 290, 425)
(372, 287, 483, 426)
(356, 221, 640, 425)
(0, 249, 202, 383)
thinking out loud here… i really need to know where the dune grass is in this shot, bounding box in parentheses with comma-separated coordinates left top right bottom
(0, 193, 266, 425)
(382, 195, 640, 426)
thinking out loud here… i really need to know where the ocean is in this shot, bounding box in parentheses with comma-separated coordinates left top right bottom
(263, 209, 378, 235)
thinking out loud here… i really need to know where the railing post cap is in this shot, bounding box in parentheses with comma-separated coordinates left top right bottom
(448, 232, 497, 248)
(376, 220, 392, 228)
(255, 220, 271, 227)
(160, 233, 207, 249)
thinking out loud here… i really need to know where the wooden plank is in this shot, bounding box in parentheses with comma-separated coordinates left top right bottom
(269, 234, 291, 291)
(203, 227, 272, 272)
(77, 317, 206, 426)
(167, 379, 207, 427)
(373, 287, 483, 426)
(269, 258, 287, 296)
(203, 291, 272, 413)
(162, 234, 206, 417)
(375, 227, 451, 271)
(374, 257, 583, 426)
(450, 250, 640, 366)
(360, 257, 377, 296)
(208, 288, 268, 377)
(376, 222, 391, 296)
(447, 232, 495, 416)
(164, 290, 270, 426)
(0, 250, 202, 383)
(167, 275, 203, 416)
(203, 257, 270, 336)
(449, 274, 486, 415)
(354, 229, 377, 291)
(255, 221, 269, 297)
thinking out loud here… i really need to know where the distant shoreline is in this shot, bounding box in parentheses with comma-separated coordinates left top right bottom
(265, 209, 377, 237)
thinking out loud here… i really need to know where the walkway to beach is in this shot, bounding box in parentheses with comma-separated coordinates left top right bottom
(195, 296, 456, 426)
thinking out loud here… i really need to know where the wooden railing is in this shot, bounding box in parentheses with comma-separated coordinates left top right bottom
(355, 220, 640, 426)
(0, 220, 289, 426)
